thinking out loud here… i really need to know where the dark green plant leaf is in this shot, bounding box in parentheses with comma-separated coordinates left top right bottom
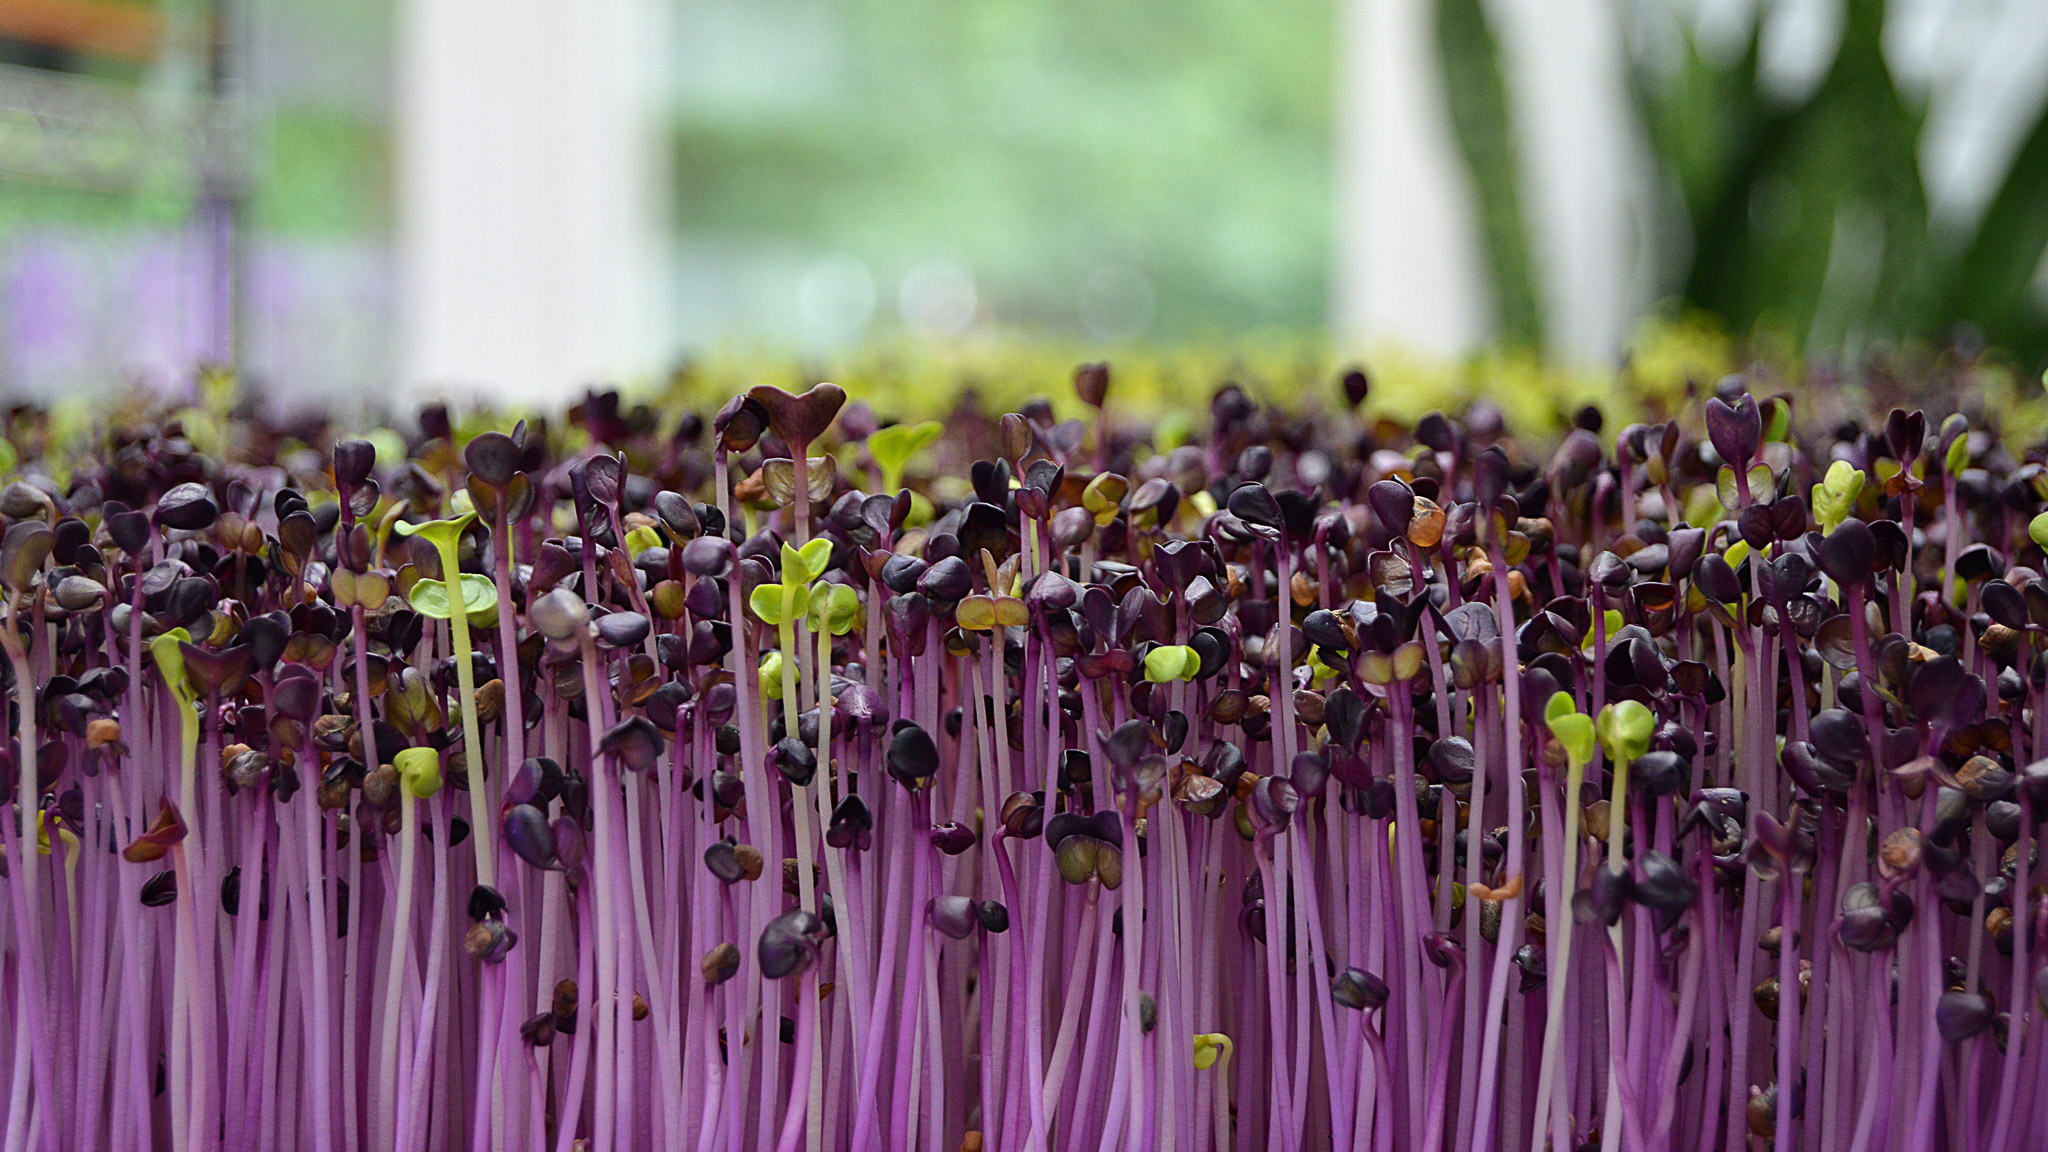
(1941, 92, 2048, 360)
(1435, 0, 1544, 349)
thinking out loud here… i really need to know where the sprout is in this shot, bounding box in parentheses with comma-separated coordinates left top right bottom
(868, 420, 943, 493)
(394, 747, 444, 799)
(0, 378, 2035, 1152)
(758, 909, 825, 980)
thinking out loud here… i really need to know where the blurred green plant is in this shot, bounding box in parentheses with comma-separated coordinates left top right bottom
(669, 0, 1336, 339)
(1434, 0, 2048, 366)
(1434, 0, 1543, 349)
(654, 316, 1708, 432)
(1623, 0, 2048, 362)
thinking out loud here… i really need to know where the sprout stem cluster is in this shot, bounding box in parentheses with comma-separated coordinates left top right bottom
(0, 373, 2042, 1152)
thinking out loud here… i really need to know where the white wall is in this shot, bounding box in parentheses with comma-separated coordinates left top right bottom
(1487, 0, 1656, 365)
(1332, 0, 1658, 367)
(1332, 0, 1493, 359)
(397, 0, 667, 405)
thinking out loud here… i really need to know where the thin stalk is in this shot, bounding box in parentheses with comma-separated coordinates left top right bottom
(376, 787, 420, 1152)
(1530, 750, 1588, 1152)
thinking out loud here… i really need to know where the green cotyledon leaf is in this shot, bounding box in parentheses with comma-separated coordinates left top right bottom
(1545, 692, 1595, 766)
(407, 573, 500, 624)
(1596, 699, 1655, 765)
(807, 582, 861, 636)
(148, 628, 198, 712)
(781, 539, 833, 587)
(868, 421, 942, 492)
(1813, 461, 1866, 534)
(395, 746, 444, 799)
(390, 511, 478, 552)
(1144, 644, 1201, 683)
(750, 581, 810, 627)
(625, 524, 663, 557)
(1946, 434, 1969, 476)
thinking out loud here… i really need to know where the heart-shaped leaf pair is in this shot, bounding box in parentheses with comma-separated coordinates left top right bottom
(759, 456, 838, 509)
(782, 539, 833, 588)
(1596, 700, 1655, 766)
(329, 568, 392, 611)
(808, 583, 862, 636)
(391, 511, 478, 553)
(1811, 461, 1865, 534)
(957, 594, 1028, 633)
(749, 383, 847, 449)
(1358, 642, 1424, 687)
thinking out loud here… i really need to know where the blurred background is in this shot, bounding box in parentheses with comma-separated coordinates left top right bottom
(0, 0, 2044, 407)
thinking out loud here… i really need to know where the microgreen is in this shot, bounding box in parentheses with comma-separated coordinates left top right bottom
(1, 375, 2040, 1152)
(868, 420, 943, 493)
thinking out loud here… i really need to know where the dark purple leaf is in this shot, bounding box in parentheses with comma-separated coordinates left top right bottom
(1705, 393, 1761, 465)
(1816, 520, 1876, 586)
(504, 804, 559, 871)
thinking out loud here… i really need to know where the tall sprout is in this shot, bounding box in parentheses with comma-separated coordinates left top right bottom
(0, 372, 2042, 1152)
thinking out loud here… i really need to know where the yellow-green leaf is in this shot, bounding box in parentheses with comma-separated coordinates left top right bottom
(625, 524, 663, 558)
(1762, 397, 1792, 444)
(1544, 690, 1577, 725)
(1193, 1033, 1230, 1071)
(1716, 463, 1776, 510)
(1683, 485, 1724, 529)
(1812, 461, 1866, 534)
(957, 594, 998, 632)
(1144, 644, 1200, 683)
(395, 746, 443, 799)
(869, 421, 943, 491)
(1390, 641, 1424, 682)
(407, 573, 499, 624)
(1592, 609, 1624, 651)
(808, 583, 861, 636)
(1596, 700, 1654, 764)
(149, 629, 197, 711)
(782, 538, 833, 587)
(1083, 474, 1129, 526)
(750, 582, 807, 627)
(1548, 712, 1595, 768)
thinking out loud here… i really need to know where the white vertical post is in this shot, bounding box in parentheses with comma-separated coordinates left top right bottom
(1487, 0, 1653, 365)
(397, 0, 665, 404)
(1333, 0, 1493, 358)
